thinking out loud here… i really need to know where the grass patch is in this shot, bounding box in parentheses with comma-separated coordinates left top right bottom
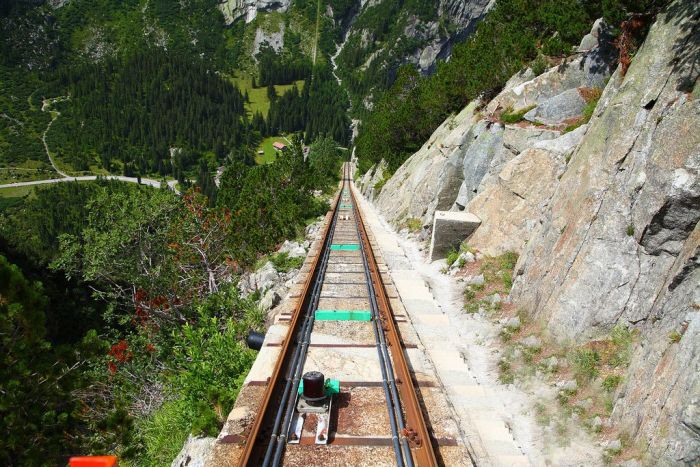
(256, 136, 289, 164)
(405, 217, 422, 232)
(480, 251, 518, 291)
(0, 185, 35, 198)
(669, 330, 682, 343)
(446, 247, 460, 267)
(498, 358, 515, 384)
(602, 375, 622, 392)
(139, 400, 192, 466)
(229, 73, 304, 118)
(500, 105, 536, 124)
(572, 348, 601, 382)
(269, 251, 304, 273)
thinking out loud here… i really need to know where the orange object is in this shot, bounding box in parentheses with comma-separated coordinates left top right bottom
(69, 456, 118, 467)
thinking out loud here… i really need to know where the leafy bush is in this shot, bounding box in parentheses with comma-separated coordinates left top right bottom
(405, 218, 422, 232)
(446, 247, 460, 266)
(602, 375, 622, 392)
(572, 348, 601, 382)
(270, 251, 304, 273)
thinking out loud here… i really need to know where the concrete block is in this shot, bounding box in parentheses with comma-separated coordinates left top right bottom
(429, 211, 481, 261)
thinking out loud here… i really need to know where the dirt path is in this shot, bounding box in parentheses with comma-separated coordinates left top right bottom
(41, 96, 71, 178)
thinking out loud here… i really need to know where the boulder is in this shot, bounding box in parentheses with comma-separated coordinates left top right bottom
(374, 101, 479, 227)
(429, 211, 481, 261)
(523, 88, 587, 125)
(591, 416, 603, 431)
(577, 18, 612, 53)
(172, 435, 215, 467)
(464, 125, 587, 256)
(465, 274, 485, 286)
(257, 262, 278, 290)
(278, 240, 306, 258)
(260, 289, 281, 311)
(451, 121, 504, 209)
(521, 335, 542, 349)
(505, 316, 521, 329)
(460, 251, 476, 264)
(502, 125, 560, 155)
(557, 380, 578, 392)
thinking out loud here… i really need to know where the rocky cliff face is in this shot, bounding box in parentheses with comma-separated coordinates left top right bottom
(510, 3, 699, 461)
(366, 0, 699, 462)
(409, 0, 494, 73)
(218, 0, 291, 25)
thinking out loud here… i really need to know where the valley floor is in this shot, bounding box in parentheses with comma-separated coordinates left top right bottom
(354, 189, 606, 466)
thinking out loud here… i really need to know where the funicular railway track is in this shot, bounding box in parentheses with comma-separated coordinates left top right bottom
(237, 163, 439, 466)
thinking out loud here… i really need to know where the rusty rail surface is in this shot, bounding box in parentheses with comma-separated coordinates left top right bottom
(350, 179, 439, 467)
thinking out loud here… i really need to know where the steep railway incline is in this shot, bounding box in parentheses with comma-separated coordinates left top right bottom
(208, 163, 475, 466)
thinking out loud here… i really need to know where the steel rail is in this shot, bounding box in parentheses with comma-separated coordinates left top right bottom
(349, 175, 439, 467)
(268, 175, 341, 466)
(354, 195, 407, 466)
(236, 166, 346, 467)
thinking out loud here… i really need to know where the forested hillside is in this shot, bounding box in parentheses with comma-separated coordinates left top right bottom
(0, 139, 344, 464)
(0, 0, 354, 462)
(0, 0, 351, 182)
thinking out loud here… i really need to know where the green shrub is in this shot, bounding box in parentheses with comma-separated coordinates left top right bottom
(626, 224, 635, 236)
(572, 348, 601, 382)
(464, 287, 476, 301)
(530, 54, 549, 76)
(602, 375, 622, 392)
(270, 251, 304, 273)
(610, 324, 635, 367)
(446, 247, 460, 266)
(498, 358, 515, 384)
(669, 330, 682, 343)
(502, 270, 514, 291)
(499, 251, 519, 270)
(405, 217, 422, 232)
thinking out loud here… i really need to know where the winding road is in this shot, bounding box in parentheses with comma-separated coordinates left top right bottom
(0, 97, 180, 194)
